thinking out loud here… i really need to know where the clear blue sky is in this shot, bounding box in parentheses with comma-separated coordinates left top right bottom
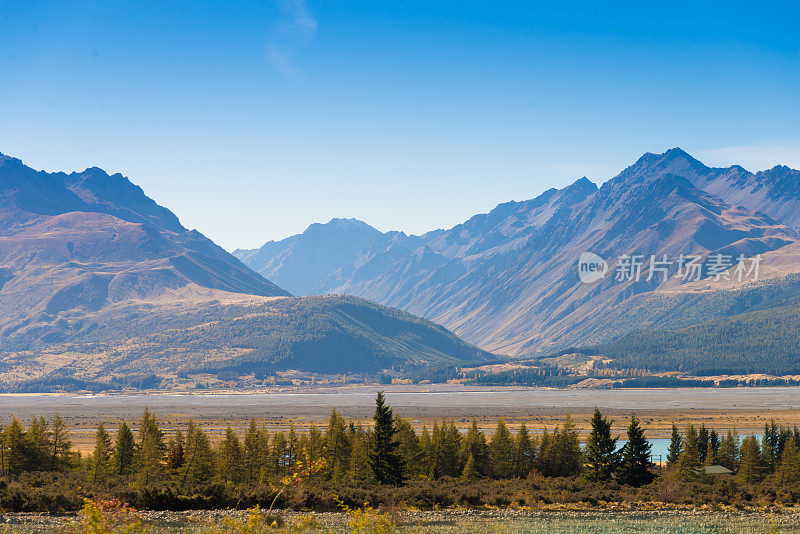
(1, 1, 799, 250)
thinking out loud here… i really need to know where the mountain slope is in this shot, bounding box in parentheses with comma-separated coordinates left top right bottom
(237, 149, 800, 358)
(0, 153, 493, 385)
(233, 218, 382, 295)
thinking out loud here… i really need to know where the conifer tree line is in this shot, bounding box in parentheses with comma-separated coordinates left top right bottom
(665, 420, 800, 483)
(2, 398, 800, 490)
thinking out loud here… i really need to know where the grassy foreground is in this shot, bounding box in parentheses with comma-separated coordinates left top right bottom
(3, 501, 800, 533)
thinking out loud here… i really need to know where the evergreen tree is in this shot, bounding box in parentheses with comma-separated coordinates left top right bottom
(439, 421, 463, 477)
(286, 422, 299, 473)
(513, 423, 535, 478)
(761, 420, 780, 473)
(136, 408, 165, 486)
(307, 424, 325, 464)
(616, 415, 654, 486)
(677, 424, 700, 479)
(51, 414, 72, 471)
(461, 451, 480, 482)
(395, 417, 424, 476)
(585, 408, 617, 482)
(775, 439, 800, 484)
(704, 440, 717, 466)
(419, 425, 434, 476)
(666, 424, 682, 467)
(717, 430, 740, 472)
(28, 416, 51, 469)
(709, 429, 720, 459)
(348, 425, 372, 481)
(543, 415, 582, 477)
(697, 425, 709, 464)
(489, 419, 514, 479)
(5, 417, 29, 475)
(243, 418, 263, 484)
(91, 423, 112, 484)
(112, 422, 135, 475)
(183, 421, 215, 486)
(369, 392, 405, 485)
(270, 432, 288, 476)
(166, 430, 185, 469)
(738, 435, 763, 483)
(217, 426, 244, 485)
(324, 409, 351, 481)
(460, 419, 489, 477)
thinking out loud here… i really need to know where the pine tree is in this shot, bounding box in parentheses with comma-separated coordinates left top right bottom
(218, 426, 244, 485)
(616, 415, 654, 486)
(460, 419, 489, 478)
(395, 417, 424, 476)
(513, 423, 535, 478)
(5, 417, 29, 475)
(28, 416, 51, 469)
(761, 421, 780, 474)
(369, 392, 405, 485)
(543, 415, 582, 477)
(697, 425, 709, 464)
(738, 435, 763, 483)
(666, 424, 682, 467)
(270, 432, 288, 476)
(775, 439, 800, 484)
(51, 414, 71, 471)
(717, 430, 740, 472)
(244, 418, 263, 484)
(534, 428, 550, 474)
(91, 423, 112, 484)
(136, 408, 165, 487)
(677, 424, 700, 479)
(324, 409, 351, 481)
(167, 430, 185, 469)
(585, 408, 617, 482)
(112, 422, 135, 475)
(348, 425, 372, 482)
(307, 424, 325, 464)
(183, 421, 215, 486)
(440, 421, 463, 477)
(419, 425, 434, 476)
(461, 451, 480, 482)
(489, 419, 514, 479)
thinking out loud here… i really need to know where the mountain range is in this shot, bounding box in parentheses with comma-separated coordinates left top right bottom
(0, 152, 492, 388)
(3, 146, 799, 387)
(235, 149, 800, 371)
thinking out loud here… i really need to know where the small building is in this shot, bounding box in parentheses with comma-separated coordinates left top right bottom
(702, 465, 734, 476)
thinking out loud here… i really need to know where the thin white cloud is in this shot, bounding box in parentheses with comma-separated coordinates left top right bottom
(266, 0, 318, 76)
(697, 145, 800, 173)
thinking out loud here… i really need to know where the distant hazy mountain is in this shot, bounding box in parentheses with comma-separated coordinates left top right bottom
(238, 149, 800, 360)
(234, 218, 382, 295)
(0, 153, 492, 386)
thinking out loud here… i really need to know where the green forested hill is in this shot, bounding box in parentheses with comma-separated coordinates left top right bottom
(594, 298, 800, 375)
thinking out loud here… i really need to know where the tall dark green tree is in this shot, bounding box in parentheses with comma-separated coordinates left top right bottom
(460, 419, 489, 478)
(112, 422, 135, 475)
(91, 423, 112, 484)
(51, 414, 72, 471)
(369, 392, 405, 485)
(738, 435, 763, 483)
(513, 423, 535, 478)
(616, 415, 654, 486)
(666, 424, 682, 467)
(584, 408, 617, 482)
(489, 419, 514, 479)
